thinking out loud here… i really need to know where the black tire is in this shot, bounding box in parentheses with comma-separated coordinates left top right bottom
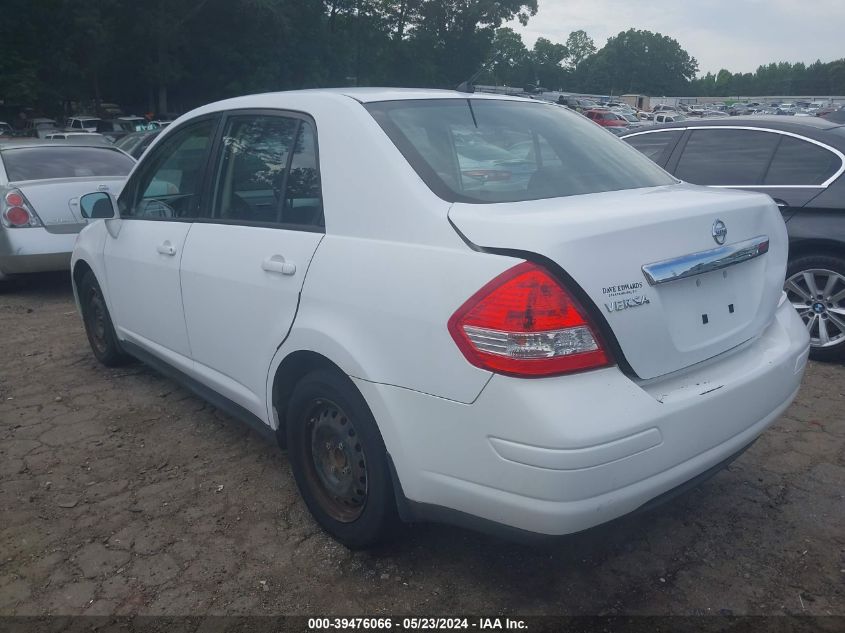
(79, 270, 132, 367)
(785, 254, 845, 361)
(286, 369, 398, 549)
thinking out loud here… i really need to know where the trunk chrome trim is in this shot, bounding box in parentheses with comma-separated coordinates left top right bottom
(642, 235, 770, 286)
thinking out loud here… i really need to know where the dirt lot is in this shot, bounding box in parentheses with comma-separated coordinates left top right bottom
(1, 272, 844, 617)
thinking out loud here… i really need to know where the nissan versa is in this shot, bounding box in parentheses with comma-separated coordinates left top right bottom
(70, 89, 810, 548)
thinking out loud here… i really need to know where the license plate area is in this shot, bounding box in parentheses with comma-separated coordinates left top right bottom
(657, 258, 766, 352)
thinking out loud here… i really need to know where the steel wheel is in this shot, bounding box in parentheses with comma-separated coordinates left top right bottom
(785, 268, 845, 349)
(84, 285, 109, 357)
(302, 398, 368, 523)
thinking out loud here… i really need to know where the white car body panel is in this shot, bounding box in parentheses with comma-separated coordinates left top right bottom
(70, 89, 810, 538)
(180, 223, 324, 419)
(103, 219, 193, 358)
(357, 299, 808, 534)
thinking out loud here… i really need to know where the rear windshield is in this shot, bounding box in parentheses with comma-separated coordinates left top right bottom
(2, 146, 135, 181)
(367, 99, 676, 203)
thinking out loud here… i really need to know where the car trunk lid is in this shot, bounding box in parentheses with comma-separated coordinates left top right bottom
(13, 177, 125, 233)
(448, 183, 789, 379)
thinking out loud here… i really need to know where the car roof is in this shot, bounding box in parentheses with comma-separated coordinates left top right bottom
(623, 115, 845, 146)
(187, 87, 533, 118)
(70, 116, 101, 120)
(652, 115, 842, 131)
(0, 138, 118, 150)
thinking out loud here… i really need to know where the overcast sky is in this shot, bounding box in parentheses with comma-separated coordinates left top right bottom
(507, 0, 844, 76)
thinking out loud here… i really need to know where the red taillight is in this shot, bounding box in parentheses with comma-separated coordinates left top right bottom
(2, 189, 39, 228)
(5, 206, 31, 226)
(448, 262, 612, 377)
(5, 192, 24, 207)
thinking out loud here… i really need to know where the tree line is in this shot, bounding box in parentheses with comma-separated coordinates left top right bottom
(1, 0, 843, 119)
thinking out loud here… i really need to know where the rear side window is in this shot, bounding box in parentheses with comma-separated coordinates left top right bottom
(625, 131, 681, 163)
(674, 129, 779, 185)
(367, 99, 675, 203)
(211, 114, 322, 229)
(1, 147, 135, 181)
(764, 136, 841, 185)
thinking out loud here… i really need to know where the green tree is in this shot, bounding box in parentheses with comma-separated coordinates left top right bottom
(531, 37, 568, 88)
(564, 29, 595, 69)
(578, 29, 697, 96)
(488, 27, 530, 85)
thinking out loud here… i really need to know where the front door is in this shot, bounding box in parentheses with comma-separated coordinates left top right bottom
(104, 117, 218, 365)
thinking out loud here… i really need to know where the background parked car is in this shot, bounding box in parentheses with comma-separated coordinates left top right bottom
(65, 116, 102, 132)
(653, 112, 687, 124)
(96, 116, 150, 141)
(44, 131, 107, 142)
(24, 118, 58, 138)
(0, 140, 134, 283)
(114, 128, 161, 159)
(556, 96, 599, 113)
(622, 116, 845, 359)
(584, 109, 628, 130)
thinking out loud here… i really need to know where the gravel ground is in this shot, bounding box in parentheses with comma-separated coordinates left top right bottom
(1, 272, 844, 617)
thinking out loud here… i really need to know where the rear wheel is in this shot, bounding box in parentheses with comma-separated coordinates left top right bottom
(785, 255, 845, 361)
(79, 271, 132, 367)
(286, 369, 397, 549)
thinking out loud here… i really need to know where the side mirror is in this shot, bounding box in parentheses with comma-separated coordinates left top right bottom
(80, 192, 116, 219)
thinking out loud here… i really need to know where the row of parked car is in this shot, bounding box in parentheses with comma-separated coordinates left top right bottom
(0, 114, 171, 143)
(0, 88, 839, 549)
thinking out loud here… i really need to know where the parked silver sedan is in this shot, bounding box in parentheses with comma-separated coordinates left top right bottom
(0, 140, 135, 283)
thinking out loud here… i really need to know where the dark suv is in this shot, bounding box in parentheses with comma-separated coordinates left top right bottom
(623, 116, 845, 360)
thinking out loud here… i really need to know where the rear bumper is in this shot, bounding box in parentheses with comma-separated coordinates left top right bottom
(355, 299, 810, 536)
(0, 227, 76, 274)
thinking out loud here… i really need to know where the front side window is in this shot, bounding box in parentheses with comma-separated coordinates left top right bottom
(625, 131, 681, 162)
(674, 129, 779, 186)
(764, 136, 841, 185)
(211, 114, 322, 228)
(367, 99, 675, 203)
(121, 119, 215, 219)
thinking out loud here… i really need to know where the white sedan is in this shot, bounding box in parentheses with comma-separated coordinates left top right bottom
(71, 89, 809, 548)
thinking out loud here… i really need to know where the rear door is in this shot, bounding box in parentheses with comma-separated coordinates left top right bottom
(179, 111, 324, 417)
(104, 116, 218, 365)
(756, 133, 843, 219)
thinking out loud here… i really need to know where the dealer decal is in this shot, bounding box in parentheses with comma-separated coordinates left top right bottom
(602, 280, 650, 313)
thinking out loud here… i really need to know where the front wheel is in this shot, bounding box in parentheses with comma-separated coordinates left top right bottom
(79, 271, 132, 367)
(784, 254, 845, 361)
(286, 369, 398, 549)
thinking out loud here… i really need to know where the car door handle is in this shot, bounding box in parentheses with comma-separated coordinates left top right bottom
(772, 198, 788, 209)
(262, 255, 296, 275)
(156, 242, 177, 256)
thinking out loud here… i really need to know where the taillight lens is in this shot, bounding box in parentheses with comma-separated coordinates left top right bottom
(2, 189, 40, 228)
(448, 262, 612, 377)
(5, 207, 31, 226)
(5, 192, 24, 207)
